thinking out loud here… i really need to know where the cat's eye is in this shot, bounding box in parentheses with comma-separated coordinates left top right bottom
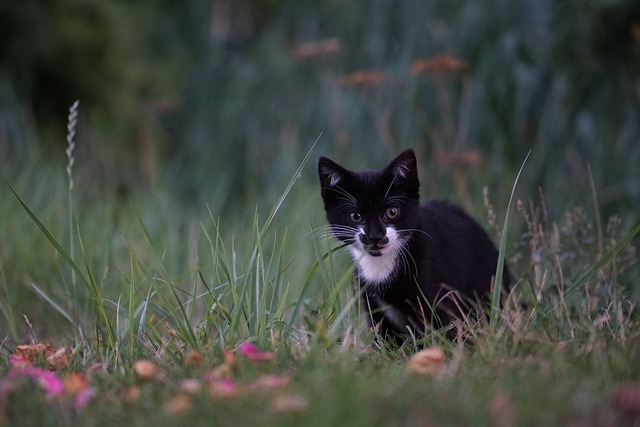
(349, 212, 363, 223)
(385, 207, 400, 219)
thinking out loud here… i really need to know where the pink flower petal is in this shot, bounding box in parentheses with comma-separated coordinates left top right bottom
(72, 388, 96, 409)
(238, 342, 274, 362)
(209, 379, 242, 399)
(8, 353, 31, 369)
(13, 367, 65, 398)
(249, 375, 290, 391)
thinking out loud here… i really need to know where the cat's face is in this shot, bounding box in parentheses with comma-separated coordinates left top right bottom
(318, 149, 420, 284)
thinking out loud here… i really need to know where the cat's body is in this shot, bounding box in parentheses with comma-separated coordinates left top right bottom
(318, 149, 509, 340)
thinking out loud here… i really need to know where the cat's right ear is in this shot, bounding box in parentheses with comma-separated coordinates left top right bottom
(318, 157, 345, 188)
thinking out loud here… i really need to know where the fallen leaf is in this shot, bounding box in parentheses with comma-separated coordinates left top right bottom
(222, 349, 237, 366)
(249, 375, 290, 391)
(63, 373, 88, 395)
(238, 342, 274, 362)
(46, 347, 69, 371)
(133, 360, 157, 380)
(8, 352, 31, 369)
(179, 379, 202, 394)
(164, 394, 192, 416)
(209, 379, 242, 399)
(9, 367, 64, 398)
(72, 387, 96, 409)
(207, 363, 234, 380)
(10, 343, 70, 370)
(406, 347, 445, 375)
(184, 350, 202, 367)
(123, 386, 141, 402)
(269, 394, 308, 413)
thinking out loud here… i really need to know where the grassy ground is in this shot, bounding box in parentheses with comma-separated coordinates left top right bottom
(1, 141, 639, 426)
(2, 1, 640, 425)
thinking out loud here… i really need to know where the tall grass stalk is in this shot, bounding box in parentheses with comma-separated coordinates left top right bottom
(542, 220, 640, 319)
(130, 138, 321, 350)
(66, 100, 79, 288)
(4, 179, 119, 353)
(490, 150, 531, 329)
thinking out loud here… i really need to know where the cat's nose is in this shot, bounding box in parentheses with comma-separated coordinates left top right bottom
(361, 235, 389, 247)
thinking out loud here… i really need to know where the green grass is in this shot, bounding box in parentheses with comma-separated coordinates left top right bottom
(2, 2, 640, 423)
(1, 140, 639, 425)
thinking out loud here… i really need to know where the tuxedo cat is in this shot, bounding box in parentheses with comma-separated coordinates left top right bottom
(318, 149, 509, 340)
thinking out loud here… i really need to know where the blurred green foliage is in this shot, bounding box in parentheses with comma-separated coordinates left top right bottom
(1, 0, 639, 217)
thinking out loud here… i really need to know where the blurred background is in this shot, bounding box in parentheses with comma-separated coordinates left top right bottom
(1, 0, 640, 339)
(2, 0, 639, 215)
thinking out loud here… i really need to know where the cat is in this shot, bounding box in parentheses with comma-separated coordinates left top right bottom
(318, 149, 510, 341)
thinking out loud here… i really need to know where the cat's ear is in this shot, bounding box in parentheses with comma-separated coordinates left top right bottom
(318, 157, 347, 188)
(386, 149, 417, 180)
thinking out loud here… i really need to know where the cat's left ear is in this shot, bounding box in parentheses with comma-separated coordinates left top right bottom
(318, 156, 346, 188)
(386, 149, 418, 180)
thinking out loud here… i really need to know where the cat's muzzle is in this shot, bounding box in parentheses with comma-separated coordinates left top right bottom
(360, 234, 389, 257)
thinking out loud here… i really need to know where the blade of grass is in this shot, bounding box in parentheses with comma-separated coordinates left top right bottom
(0, 260, 19, 341)
(5, 177, 116, 348)
(257, 134, 320, 243)
(147, 276, 199, 349)
(287, 241, 349, 328)
(490, 150, 531, 329)
(4, 178, 89, 288)
(128, 253, 136, 362)
(538, 220, 640, 320)
(76, 222, 115, 348)
(29, 282, 82, 332)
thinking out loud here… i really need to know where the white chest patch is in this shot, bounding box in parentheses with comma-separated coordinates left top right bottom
(349, 227, 402, 285)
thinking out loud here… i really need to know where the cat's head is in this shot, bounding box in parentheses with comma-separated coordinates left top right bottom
(318, 149, 420, 283)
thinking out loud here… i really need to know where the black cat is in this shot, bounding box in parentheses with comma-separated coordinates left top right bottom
(318, 149, 509, 340)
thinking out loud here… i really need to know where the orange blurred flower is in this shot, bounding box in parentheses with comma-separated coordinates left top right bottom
(411, 54, 469, 75)
(293, 38, 342, 60)
(63, 373, 95, 408)
(339, 70, 388, 88)
(436, 149, 482, 168)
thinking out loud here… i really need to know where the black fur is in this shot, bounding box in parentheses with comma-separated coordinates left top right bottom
(318, 149, 510, 340)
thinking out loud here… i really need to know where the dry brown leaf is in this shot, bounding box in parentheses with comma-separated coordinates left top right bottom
(46, 347, 69, 371)
(63, 373, 88, 395)
(208, 379, 243, 399)
(269, 394, 308, 413)
(184, 350, 202, 367)
(406, 347, 445, 375)
(123, 386, 142, 402)
(133, 360, 157, 380)
(164, 394, 192, 416)
(179, 379, 202, 394)
(11, 343, 70, 370)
